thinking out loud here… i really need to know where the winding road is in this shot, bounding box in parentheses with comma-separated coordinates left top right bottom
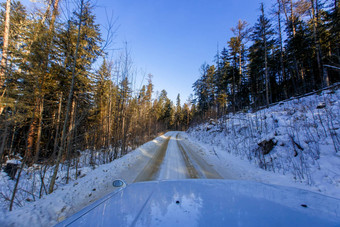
(134, 132, 222, 182)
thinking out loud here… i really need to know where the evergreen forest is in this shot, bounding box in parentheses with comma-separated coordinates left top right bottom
(0, 0, 339, 199)
(192, 0, 339, 121)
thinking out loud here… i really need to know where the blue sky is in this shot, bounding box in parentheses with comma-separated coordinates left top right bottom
(94, 0, 275, 102)
(26, 0, 274, 102)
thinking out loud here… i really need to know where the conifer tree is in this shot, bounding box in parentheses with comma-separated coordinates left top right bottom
(175, 94, 183, 130)
(249, 3, 275, 108)
(49, 0, 102, 193)
(228, 20, 251, 112)
(0, 0, 28, 161)
(93, 59, 112, 148)
(214, 48, 231, 115)
(193, 64, 211, 115)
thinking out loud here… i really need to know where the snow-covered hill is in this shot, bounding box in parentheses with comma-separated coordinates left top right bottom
(187, 86, 340, 199)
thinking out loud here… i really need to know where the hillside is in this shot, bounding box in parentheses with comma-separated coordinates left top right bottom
(187, 86, 340, 198)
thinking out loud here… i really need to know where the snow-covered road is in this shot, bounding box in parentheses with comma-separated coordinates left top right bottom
(134, 132, 222, 182)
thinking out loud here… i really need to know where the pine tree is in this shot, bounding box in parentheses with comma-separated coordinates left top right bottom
(310, 0, 324, 87)
(249, 3, 275, 108)
(285, 17, 314, 93)
(193, 64, 213, 115)
(231, 20, 251, 76)
(228, 19, 252, 113)
(275, 0, 288, 99)
(228, 37, 242, 113)
(93, 59, 112, 148)
(215, 48, 231, 115)
(175, 94, 183, 130)
(0, 0, 28, 162)
(49, 0, 102, 193)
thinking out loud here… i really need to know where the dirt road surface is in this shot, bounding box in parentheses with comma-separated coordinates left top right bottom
(134, 132, 223, 182)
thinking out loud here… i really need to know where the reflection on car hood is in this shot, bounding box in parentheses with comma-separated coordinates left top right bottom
(56, 179, 340, 226)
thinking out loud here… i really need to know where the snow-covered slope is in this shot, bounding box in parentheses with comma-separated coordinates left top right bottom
(0, 135, 170, 226)
(187, 87, 340, 199)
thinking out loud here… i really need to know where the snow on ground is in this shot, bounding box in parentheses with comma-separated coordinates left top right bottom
(0, 87, 339, 226)
(186, 87, 340, 199)
(0, 134, 170, 227)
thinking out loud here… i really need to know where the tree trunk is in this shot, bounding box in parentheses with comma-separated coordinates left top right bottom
(265, 44, 269, 107)
(34, 97, 44, 163)
(262, 4, 269, 108)
(8, 125, 16, 156)
(281, 0, 301, 94)
(66, 98, 76, 155)
(291, 0, 304, 93)
(238, 50, 242, 77)
(39, 164, 48, 198)
(0, 0, 11, 115)
(323, 67, 330, 87)
(0, 112, 9, 166)
(49, 0, 84, 194)
(310, 0, 322, 88)
(232, 65, 236, 114)
(52, 93, 63, 159)
(49, 0, 60, 35)
(66, 97, 76, 184)
(277, 0, 287, 99)
(26, 98, 39, 164)
(290, 0, 296, 37)
(9, 159, 24, 211)
(121, 110, 126, 155)
(0, 0, 11, 89)
(107, 89, 112, 147)
(101, 99, 105, 147)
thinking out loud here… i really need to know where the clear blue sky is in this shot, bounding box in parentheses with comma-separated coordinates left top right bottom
(94, 0, 275, 102)
(26, 0, 274, 102)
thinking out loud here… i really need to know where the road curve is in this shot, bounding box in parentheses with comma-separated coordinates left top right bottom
(134, 132, 222, 182)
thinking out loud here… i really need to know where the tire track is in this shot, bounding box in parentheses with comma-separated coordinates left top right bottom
(133, 136, 171, 182)
(134, 132, 222, 182)
(176, 134, 200, 178)
(176, 133, 222, 179)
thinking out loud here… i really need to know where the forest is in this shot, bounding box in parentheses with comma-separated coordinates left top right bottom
(0, 0, 192, 203)
(192, 0, 339, 121)
(0, 0, 339, 210)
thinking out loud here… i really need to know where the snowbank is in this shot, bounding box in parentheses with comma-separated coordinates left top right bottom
(0, 134, 170, 226)
(187, 87, 340, 199)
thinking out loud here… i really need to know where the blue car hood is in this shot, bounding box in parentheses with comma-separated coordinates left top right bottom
(57, 179, 340, 226)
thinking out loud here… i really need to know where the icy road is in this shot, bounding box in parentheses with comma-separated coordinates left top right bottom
(134, 132, 223, 182)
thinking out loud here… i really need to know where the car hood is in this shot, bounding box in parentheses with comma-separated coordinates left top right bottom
(56, 179, 340, 226)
